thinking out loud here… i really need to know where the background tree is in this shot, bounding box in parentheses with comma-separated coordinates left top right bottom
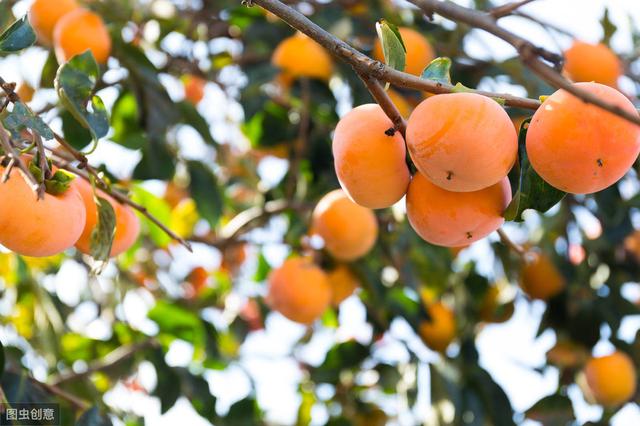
(0, 0, 639, 425)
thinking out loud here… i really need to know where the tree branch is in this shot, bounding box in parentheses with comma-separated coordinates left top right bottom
(358, 74, 407, 136)
(497, 228, 526, 257)
(489, 0, 538, 19)
(50, 339, 157, 386)
(0, 124, 40, 195)
(285, 77, 311, 198)
(408, 0, 640, 127)
(250, 0, 541, 110)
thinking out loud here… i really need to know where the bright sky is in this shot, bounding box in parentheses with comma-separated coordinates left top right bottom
(2, 0, 640, 425)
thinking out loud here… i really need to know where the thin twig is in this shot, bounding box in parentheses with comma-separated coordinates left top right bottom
(497, 228, 526, 257)
(0, 125, 40, 195)
(251, 0, 541, 110)
(50, 157, 193, 251)
(489, 0, 538, 19)
(358, 74, 407, 136)
(32, 379, 90, 411)
(50, 339, 157, 386)
(408, 0, 640, 127)
(285, 78, 311, 198)
(190, 199, 311, 248)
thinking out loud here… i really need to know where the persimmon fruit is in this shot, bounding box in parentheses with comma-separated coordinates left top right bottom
(54, 8, 112, 64)
(332, 104, 410, 209)
(564, 41, 622, 88)
(311, 189, 378, 261)
(418, 302, 456, 352)
(406, 93, 517, 192)
(272, 32, 333, 80)
(183, 75, 206, 104)
(584, 351, 637, 407)
(406, 172, 511, 247)
(519, 252, 565, 300)
(0, 160, 86, 257)
(29, 0, 79, 46)
(266, 257, 331, 324)
(526, 82, 640, 194)
(327, 265, 359, 306)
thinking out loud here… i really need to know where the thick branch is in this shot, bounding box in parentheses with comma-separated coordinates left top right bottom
(358, 74, 407, 136)
(409, 0, 640, 127)
(251, 0, 541, 110)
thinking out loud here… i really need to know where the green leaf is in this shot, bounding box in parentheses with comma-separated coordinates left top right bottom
(311, 341, 369, 383)
(421, 57, 452, 84)
(61, 108, 93, 150)
(76, 406, 113, 426)
(2, 102, 54, 140)
(0, 15, 36, 52)
(111, 92, 146, 150)
(600, 8, 617, 45)
(224, 397, 261, 426)
(375, 20, 406, 72)
(44, 169, 76, 195)
(150, 348, 181, 414)
(89, 196, 117, 263)
(188, 161, 223, 227)
(55, 51, 109, 145)
(148, 301, 204, 345)
(40, 51, 59, 88)
(176, 368, 217, 420)
(504, 118, 566, 221)
(525, 394, 574, 424)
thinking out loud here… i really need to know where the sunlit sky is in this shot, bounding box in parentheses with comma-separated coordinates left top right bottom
(2, 0, 640, 425)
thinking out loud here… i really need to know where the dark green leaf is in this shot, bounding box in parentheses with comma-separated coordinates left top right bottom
(55, 51, 109, 144)
(176, 368, 217, 420)
(504, 118, 566, 221)
(421, 57, 452, 84)
(600, 8, 617, 45)
(375, 20, 406, 72)
(0, 16, 36, 52)
(148, 301, 204, 345)
(62, 109, 93, 150)
(40, 51, 59, 88)
(188, 161, 223, 227)
(525, 394, 574, 424)
(224, 397, 261, 426)
(111, 92, 146, 150)
(150, 348, 181, 414)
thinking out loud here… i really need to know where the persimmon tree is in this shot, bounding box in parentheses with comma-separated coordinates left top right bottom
(0, 0, 639, 425)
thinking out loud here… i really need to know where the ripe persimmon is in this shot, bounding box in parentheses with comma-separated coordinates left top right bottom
(183, 75, 206, 104)
(418, 302, 456, 352)
(373, 27, 435, 76)
(519, 252, 565, 300)
(73, 178, 140, 257)
(526, 82, 640, 194)
(406, 172, 511, 247)
(0, 160, 86, 257)
(311, 189, 378, 261)
(332, 104, 410, 208)
(266, 257, 332, 324)
(54, 8, 112, 64)
(584, 351, 637, 407)
(28, 0, 79, 46)
(564, 41, 622, 88)
(327, 265, 359, 306)
(272, 32, 332, 80)
(406, 93, 517, 192)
